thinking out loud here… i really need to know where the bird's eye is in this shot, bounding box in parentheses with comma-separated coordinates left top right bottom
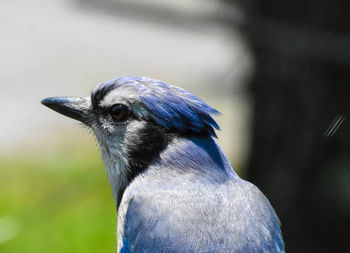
(110, 104, 129, 122)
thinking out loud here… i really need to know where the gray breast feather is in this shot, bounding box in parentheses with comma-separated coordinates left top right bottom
(118, 177, 284, 253)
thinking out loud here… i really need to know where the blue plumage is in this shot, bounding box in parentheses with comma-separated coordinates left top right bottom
(43, 76, 285, 253)
(91, 77, 220, 137)
(118, 136, 284, 253)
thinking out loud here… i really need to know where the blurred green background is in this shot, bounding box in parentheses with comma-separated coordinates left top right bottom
(0, 135, 117, 252)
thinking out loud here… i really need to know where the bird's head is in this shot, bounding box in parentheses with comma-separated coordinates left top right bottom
(42, 77, 221, 201)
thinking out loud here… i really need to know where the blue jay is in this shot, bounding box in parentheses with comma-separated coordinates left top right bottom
(42, 77, 285, 253)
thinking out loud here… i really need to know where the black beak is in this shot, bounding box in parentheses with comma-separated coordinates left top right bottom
(41, 97, 91, 125)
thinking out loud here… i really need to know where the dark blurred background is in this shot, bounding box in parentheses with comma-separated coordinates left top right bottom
(226, 1, 350, 252)
(0, 0, 349, 252)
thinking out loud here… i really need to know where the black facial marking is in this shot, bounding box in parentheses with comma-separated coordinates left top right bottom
(116, 123, 173, 207)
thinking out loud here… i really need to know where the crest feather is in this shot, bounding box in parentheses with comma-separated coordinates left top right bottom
(92, 77, 221, 137)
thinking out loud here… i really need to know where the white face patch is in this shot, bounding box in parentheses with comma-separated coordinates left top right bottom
(123, 121, 148, 152)
(99, 86, 139, 108)
(92, 118, 148, 200)
(97, 85, 151, 120)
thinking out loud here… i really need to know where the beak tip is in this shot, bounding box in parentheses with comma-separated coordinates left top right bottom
(41, 96, 90, 125)
(41, 97, 53, 107)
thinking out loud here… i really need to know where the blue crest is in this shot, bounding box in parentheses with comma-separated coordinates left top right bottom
(92, 77, 221, 137)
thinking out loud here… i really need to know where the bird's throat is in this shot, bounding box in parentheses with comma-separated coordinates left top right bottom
(98, 122, 173, 208)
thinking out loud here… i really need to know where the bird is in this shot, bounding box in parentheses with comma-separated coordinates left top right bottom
(42, 76, 285, 253)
